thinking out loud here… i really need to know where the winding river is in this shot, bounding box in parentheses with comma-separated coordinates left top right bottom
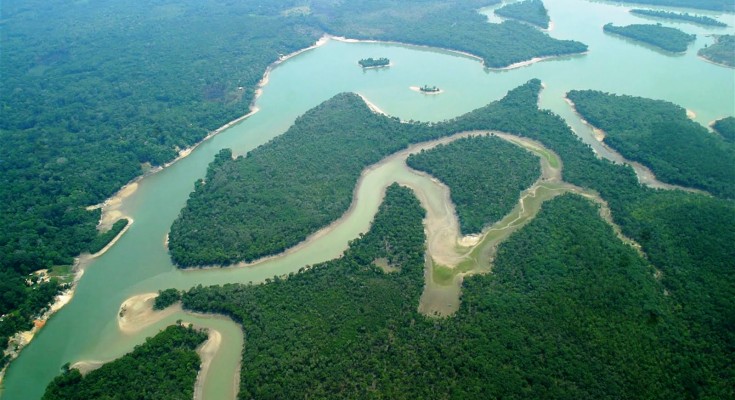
(2, 0, 733, 398)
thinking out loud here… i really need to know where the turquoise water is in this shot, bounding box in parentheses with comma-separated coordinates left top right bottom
(2, 0, 733, 398)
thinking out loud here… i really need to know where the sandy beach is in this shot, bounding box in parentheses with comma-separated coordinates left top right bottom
(117, 293, 184, 335)
(193, 329, 222, 400)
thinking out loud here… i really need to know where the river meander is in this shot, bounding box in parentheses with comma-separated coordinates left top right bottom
(3, 0, 733, 398)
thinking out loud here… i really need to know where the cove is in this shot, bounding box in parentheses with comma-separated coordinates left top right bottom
(2, 0, 733, 398)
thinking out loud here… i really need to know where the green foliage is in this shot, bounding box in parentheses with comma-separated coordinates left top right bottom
(713, 116, 735, 142)
(321, 1, 586, 68)
(0, 0, 587, 345)
(407, 135, 540, 234)
(699, 34, 735, 67)
(567, 90, 735, 198)
(630, 9, 728, 27)
(495, 0, 551, 29)
(358, 57, 390, 67)
(0, 279, 64, 351)
(603, 23, 696, 53)
(178, 185, 699, 398)
(154, 289, 182, 311)
(169, 93, 435, 266)
(43, 324, 207, 400)
(87, 219, 129, 254)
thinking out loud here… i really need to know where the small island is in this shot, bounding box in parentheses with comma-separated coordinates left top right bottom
(358, 57, 390, 68)
(630, 9, 727, 27)
(698, 34, 735, 67)
(410, 85, 443, 94)
(603, 23, 696, 53)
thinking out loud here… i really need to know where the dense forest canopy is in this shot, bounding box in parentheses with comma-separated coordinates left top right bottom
(406, 135, 540, 234)
(0, 0, 588, 359)
(494, 0, 551, 29)
(567, 90, 735, 198)
(712, 116, 735, 142)
(698, 34, 735, 67)
(629, 9, 728, 27)
(603, 23, 696, 53)
(42, 324, 207, 400)
(160, 81, 735, 397)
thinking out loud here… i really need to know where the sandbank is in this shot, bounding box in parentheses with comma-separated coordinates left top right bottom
(565, 95, 706, 194)
(357, 94, 388, 116)
(193, 329, 222, 400)
(70, 360, 106, 376)
(686, 109, 697, 120)
(117, 293, 184, 335)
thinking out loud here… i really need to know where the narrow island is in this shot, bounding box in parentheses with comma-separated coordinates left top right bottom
(410, 85, 443, 94)
(603, 23, 696, 53)
(629, 9, 727, 27)
(358, 57, 390, 68)
(698, 34, 735, 67)
(494, 0, 551, 29)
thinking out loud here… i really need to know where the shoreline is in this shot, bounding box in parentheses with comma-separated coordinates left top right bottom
(409, 86, 444, 95)
(565, 96, 706, 194)
(0, 35, 332, 383)
(116, 293, 241, 400)
(697, 54, 735, 68)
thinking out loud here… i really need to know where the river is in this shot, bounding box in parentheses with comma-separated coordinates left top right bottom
(2, 0, 733, 398)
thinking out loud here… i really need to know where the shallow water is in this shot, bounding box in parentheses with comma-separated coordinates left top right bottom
(3, 0, 733, 398)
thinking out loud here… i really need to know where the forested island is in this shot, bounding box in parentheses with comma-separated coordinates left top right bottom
(712, 116, 735, 142)
(619, 0, 734, 11)
(0, 0, 590, 367)
(603, 23, 696, 53)
(42, 324, 207, 399)
(420, 85, 441, 93)
(358, 57, 390, 68)
(698, 34, 735, 67)
(406, 135, 540, 234)
(43, 80, 735, 398)
(494, 0, 551, 29)
(630, 9, 727, 27)
(567, 90, 735, 198)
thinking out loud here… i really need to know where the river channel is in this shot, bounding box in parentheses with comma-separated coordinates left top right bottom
(3, 0, 733, 398)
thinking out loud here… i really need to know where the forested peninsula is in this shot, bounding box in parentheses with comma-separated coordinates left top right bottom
(42, 324, 207, 399)
(603, 23, 696, 53)
(618, 0, 734, 12)
(567, 90, 735, 198)
(406, 135, 540, 234)
(713, 116, 735, 142)
(169, 79, 735, 398)
(699, 34, 735, 67)
(0, 0, 588, 366)
(629, 9, 727, 27)
(494, 0, 551, 29)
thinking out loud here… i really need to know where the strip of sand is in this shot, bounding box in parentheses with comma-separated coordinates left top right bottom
(193, 329, 222, 400)
(117, 293, 184, 335)
(409, 86, 444, 95)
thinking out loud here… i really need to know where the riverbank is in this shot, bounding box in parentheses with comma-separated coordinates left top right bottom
(565, 96, 706, 193)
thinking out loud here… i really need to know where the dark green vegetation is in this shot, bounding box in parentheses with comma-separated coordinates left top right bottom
(603, 23, 696, 53)
(166, 81, 734, 397)
(713, 116, 735, 142)
(698, 34, 735, 67)
(42, 324, 207, 400)
(618, 0, 734, 12)
(0, 278, 65, 369)
(154, 289, 182, 311)
(494, 0, 551, 29)
(567, 90, 735, 198)
(169, 94, 435, 266)
(407, 135, 540, 234)
(358, 57, 390, 68)
(87, 219, 129, 254)
(420, 85, 441, 93)
(0, 0, 588, 356)
(630, 9, 728, 27)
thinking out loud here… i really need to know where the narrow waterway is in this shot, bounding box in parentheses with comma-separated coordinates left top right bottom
(2, 0, 732, 398)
